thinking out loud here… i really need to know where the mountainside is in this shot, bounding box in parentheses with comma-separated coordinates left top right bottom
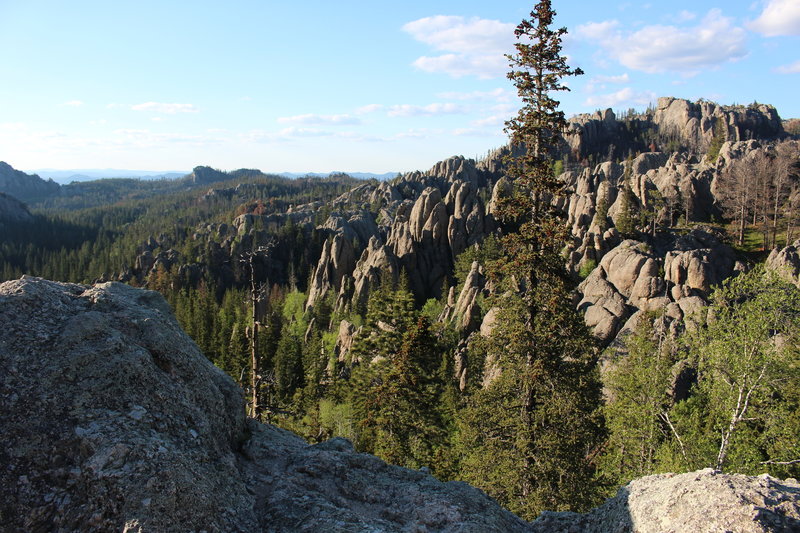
(0, 192, 33, 223)
(2, 277, 798, 532)
(0, 161, 60, 202)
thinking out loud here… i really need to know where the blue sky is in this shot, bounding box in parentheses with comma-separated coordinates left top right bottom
(1, 0, 798, 174)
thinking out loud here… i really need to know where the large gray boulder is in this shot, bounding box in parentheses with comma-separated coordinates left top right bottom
(532, 469, 800, 533)
(0, 277, 532, 532)
(0, 277, 254, 531)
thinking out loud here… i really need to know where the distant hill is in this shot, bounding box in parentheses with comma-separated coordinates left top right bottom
(30, 169, 189, 184)
(0, 162, 60, 202)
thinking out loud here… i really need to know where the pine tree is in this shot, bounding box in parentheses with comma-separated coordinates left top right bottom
(456, 0, 604, 518)
(600, 315, 676, 486)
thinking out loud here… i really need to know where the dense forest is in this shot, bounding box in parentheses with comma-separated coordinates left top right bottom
(3, 3, 800, 522)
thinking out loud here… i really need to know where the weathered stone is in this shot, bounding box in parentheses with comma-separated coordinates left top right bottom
(531, 469, 800, 533)
(0, 277, 534, 533)
(767, 240, 800, 287)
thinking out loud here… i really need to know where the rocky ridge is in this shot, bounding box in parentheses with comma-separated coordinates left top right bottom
(0, 161, 60, 202)
(2, 277, 800, 532)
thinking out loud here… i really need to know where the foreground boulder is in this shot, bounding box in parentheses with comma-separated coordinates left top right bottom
(0, 277, 530, 532)
(2, 277, 799, 532)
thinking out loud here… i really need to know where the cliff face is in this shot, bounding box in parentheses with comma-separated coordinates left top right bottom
(2, 277, 799, 532)
(566, 97, 785, 159)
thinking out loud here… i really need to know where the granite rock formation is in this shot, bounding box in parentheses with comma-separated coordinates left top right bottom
(531, 469, 800, 533)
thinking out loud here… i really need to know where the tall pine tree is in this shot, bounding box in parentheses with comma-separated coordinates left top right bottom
(456, 0, 604, 518)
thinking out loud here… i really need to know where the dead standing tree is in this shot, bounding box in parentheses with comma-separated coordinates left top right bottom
(241, 239, 275, 419)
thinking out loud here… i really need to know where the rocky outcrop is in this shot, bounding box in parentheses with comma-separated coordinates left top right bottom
(653, 97, 783, 153)
(566, 97, 784, 160)
(0, 191, 33, 223)
(0, 277, 533, 532)
(531, 469, 800, 533)
(0, 161, 60, 202)
(767, 240, 800, 287)
(306, 232, 356, 310)
(0, 277, 253, 531)
(577, 230, 737, 345)
(307, 156, 500, 308)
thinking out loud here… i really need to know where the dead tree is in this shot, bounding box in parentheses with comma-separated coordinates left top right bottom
(240, 239, 274, 419)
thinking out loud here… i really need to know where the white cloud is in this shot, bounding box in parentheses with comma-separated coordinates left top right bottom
(387, 103, 466, 117)
(131, 102, 198, 114)
(576, 9, 747, 73)
(403, 15, 514, 78)
(394, 129, 438, 140)
(277, 127, 333, 138)
(578, 20, 621, 40)
(355, 104, 384, 115)
(674, 10, 697, 22)
(776, 60, 800, 73)
(63, 100, 84, 107)
(749, 0, 800, 36)
(473, 115, 506, 127)
(277, 113, 361, 125)
(584, 87, 657, 108)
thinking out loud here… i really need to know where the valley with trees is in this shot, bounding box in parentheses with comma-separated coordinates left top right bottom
(2, 0, 800, 528)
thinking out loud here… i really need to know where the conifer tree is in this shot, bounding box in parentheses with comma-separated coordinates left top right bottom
(457, 0, 603, 518)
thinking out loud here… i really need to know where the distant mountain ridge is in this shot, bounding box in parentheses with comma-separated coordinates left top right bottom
(26, 168, 398, 185)
(29, 169, 189, 184)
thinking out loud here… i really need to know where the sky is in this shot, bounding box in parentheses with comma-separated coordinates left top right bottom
(0, 0, 798, 174)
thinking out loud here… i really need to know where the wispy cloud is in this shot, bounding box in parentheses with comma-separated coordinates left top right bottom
(673, 10, 697, 22)
(473, 115, 506, 127)
(63, 100, 84, 107)
(387, 103, 466, 117)
(576, 9, 747, 74)
(776, 60, 800, 74)
(355, 104, 384, 115)
(584, 87, 657, 108)
(749, 0, 800, 36)
(277, 113, 361, 125)
(437, 88, 512, 102)
(585, 73, 630, 92)
(131, 102, 198, 114)
(403, 15, 514, 78)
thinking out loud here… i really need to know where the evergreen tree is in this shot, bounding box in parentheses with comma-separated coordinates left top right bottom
(600, 315, 677, 486)
(456, 1, 604, 518)
(360, 317, 448, 473)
